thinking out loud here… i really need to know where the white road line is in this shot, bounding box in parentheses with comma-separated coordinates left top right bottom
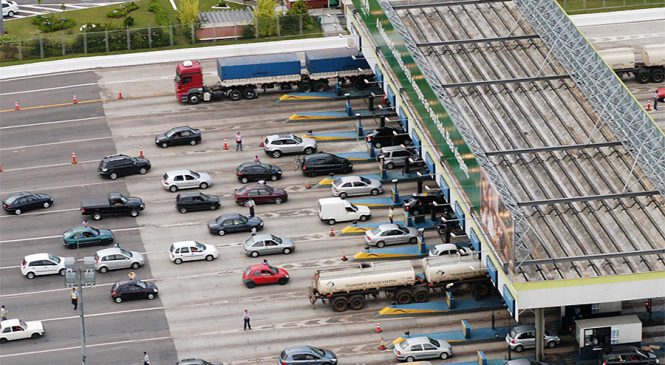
(42, 306, 165, 323)
(64, 4, 86, 8)
(2, 159, 97, 172)
(0, 181, 111, 195)
(13, 9, 42, 14)
(0, 136, 112, 151)
(0, 335, 172, 358)
(0, 116, 105, 130)
(0, 207, 79, 218)
(0, 82, 99, 96)
(0, 227, 139, 244)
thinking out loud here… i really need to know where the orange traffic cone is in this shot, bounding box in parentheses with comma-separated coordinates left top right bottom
(118, 89, 124, 100)
(375, 322, 382, 333)
(71, 152, 78, 164)
(646, 100, 652, 111)
(329, 226, 335, 237)
(14, 101, 20, 110)
(223, 139, 229, 150)
(259, 136, 265, 147)
(73, 95, 78, 104)
(139, 146, 144, 158)
(378, 337, 386, 350)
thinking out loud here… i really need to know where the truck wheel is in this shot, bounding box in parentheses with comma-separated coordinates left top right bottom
(413, 289, 429, 303)
(228, 89, 242, 101)
(93, 213, 102, 221)
(331, 297, 349, 312)
(349, 295, 365, 310)
(299, 82, 312, 93)
(637, 70, 650, 84)
(188, 94, 201, 104)
(313, 82, 328, 92)
(242, 88, 257, 99)
(652, 70, 664, 83)
(130, 209, 139, 217)
(396, 290, 413, 304)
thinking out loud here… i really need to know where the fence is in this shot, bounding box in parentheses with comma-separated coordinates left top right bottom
(557, 0, 665, 14)
(0, 15, 322, 63)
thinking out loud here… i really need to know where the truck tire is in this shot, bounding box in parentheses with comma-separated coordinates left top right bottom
(299, 81, 312, 93)
(242, 88, 257, 99)
(313, 81, 328, 92)
(396, 289, 413, 304)
(349, 295, 365, 310)
(637, 70, 651, 84)
(188, 94, 201, 104)
(331, 297, 349, 312)
(228, 89, 242, 101)
(413, 288, 429, 303)
(92, 212, 102, 221)
(652, 70, 664, 83)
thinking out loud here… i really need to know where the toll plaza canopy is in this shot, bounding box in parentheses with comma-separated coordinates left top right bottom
(348, 0, 665, 313)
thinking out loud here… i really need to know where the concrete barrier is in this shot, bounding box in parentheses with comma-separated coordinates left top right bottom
(570, 8, 665, 27)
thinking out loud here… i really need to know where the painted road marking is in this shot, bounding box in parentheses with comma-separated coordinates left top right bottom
(41, 306, 166, 323)
(0, 98, 102, 113)
(0, 116, 105, 130)
(0, 180, 112, 195)
(0, 336, 172, 358)
(0, 208, 79, 218)
(0, 136, 112, 151)
(0, 227, 140, 244)
(1, 159, 98, 172)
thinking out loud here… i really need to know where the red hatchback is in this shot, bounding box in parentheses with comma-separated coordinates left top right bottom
(242, 264, 290, 288)
(233, 182, 288, 205)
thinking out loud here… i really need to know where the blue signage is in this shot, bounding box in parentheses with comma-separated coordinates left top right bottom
(424, 152, 435, 175)
(398, 106, 408, 130)
(469, 228, 480, 251)
(485, 254, 498, 286)
(454, 201, 465, 229)
(502, 285, 515, 316)
(436, 174, 450, 202)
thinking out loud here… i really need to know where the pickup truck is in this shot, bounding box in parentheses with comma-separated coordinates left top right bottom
(81, 193, 144, 220)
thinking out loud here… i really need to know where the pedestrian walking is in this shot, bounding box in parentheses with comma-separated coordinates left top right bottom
(143, 351, 150, 365)
(246, 198, 255, 218)
(1, 305, 7, 320)
(388, 206, 394, 224)
(654, 90, 660, 110)
(243, 309, 251, 330)
(254, 155, 260, 163)
(235, 132, 243, 151)
(251, 226, 257, 236)
(262, 259, 268, 265)
(71, 288, 79, 310)
(81, 219, 88, 227)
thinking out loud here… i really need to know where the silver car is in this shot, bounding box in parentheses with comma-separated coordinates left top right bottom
(264, 133, 317, 158)
(378, 145, 424, 170)
(331, 176, 383, 198)
(506, 325, 560, 352)
(243, 234, 294, 257)
(94, 247, 144, 273)
(162, 170, 213, 192)
(393, 337, 453, 362)
(365, 224, 420, 248)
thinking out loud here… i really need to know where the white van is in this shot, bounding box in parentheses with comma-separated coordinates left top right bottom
(318, 197, 371, 225)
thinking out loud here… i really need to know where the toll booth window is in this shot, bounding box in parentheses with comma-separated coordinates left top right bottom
(584, 329, 599, 346)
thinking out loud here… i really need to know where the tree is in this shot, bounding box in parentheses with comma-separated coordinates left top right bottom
(286, 0, 313, 32)
(177, 0, 200, 26)
(254, 0, 276, 37)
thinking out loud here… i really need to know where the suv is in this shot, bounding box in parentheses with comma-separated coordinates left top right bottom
(21, 253, 66, 279)
(378, 145, 425, 170)
(506, 325, 560, 352)
(98, 154, 151, 180)
(95, 247, 144, 273)
(298, 153, 352, 177)
(366, 127, 412, 148)
(264, 134, 317, 158)
(236, 162, 282, 183)
(599, 346, 659, 365)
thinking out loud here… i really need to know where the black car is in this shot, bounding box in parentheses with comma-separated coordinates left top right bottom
(111, 279, 158, 303)
(366, 127, 412, 148)
(403, 192, 452, 216)
(98, 154, 151, 180)
(2, 192, 53, 215)
(155, 126, 202, 148)
(207, 213, 263, 236)
(298, 153, 352, 177)
(236, 162, 282, 183)
(599, 346, 659, 365)
(80, 192, 144, 220)
(176, 191, 220, 213)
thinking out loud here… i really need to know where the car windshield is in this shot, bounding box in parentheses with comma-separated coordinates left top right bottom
(19, 320, 27, 328)
(166, 128, 178, 137)
(134, 280, 147, 288)
(188, 170, 200, 178)
(244, 237, 254, 245)
(89, 227, 100, 235)
(369, 227, 381, 235)
(292, 135, 302, 143)
(333, 178, 343, 186)
(264, 185, 274, 193)
(199, 193, 209, 199)
(195, 242, 206, 250)
(236, 186, 248, 194)
(310, 347, 325, 357)
(429, 338, 440, 347)
(398, 227, 408, 234)
(170, 244, 175, 253)
(350, 203, 358, 210)
(360, 177, 371, 184)
(244, 267, 252, 276)
(266, 264, 279, 274)
(118, 248, 131, 256)
(270, 235, 282, 244)
(49, 255, 61, 263)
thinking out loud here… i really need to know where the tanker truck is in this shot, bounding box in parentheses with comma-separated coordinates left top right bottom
(174, 48, 374, 104)
(307, 254, 491, 312)
(598, 44, 665, 83)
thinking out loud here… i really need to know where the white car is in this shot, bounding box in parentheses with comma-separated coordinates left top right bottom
(263, 133, 317, 158)
(161, 170, 213, 192)
(428, 244, 468, 257)
(169, 241, 219, 264)
(2, 0, 19, 17)
(21, 253, 67, 279)
(0, 319, 44, 343)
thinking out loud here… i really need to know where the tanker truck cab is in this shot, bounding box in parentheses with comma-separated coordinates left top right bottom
(318, 197, 371, 225)
(175, 60, 205, 104)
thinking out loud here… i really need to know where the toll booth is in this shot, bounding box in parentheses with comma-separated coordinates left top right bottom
(575, 314, 642, 360)
(561, 302, 622, 334)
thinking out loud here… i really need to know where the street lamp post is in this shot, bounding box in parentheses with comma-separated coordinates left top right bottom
(65, 240, 96, 365)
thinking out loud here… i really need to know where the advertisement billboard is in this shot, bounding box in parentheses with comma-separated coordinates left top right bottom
(480, 171, 514, 265)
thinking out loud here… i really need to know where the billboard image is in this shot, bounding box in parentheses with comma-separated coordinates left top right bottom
(480, 171, 514, 265)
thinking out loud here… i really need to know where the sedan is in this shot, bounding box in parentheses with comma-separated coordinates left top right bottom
(169, 241, 219, 264)
(208, 213, 263, 236)
(111, 279, 158, 303)
(365, 224, 419, 248)
(366, 126, 411, 148)
(243, 234, 294, 257)
(331, 176, 383, 198)
(155, 126, 201, 148)
(94, 247, 144, 273)
(176, 191, 220, 213)
(242, 263, 290, 288)
(236, 162, 282, 183)
(0, 319, 44, 343)
(393, 337, 452, 361)
(162, 170, 213, 192)
(280, 346, 337, 365)
(3, 191, 53, 215)
(63, 226, 114, 248)
(233, 183, 287, 205)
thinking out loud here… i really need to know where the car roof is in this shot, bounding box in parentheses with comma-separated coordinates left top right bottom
(284, 345, 316, 354)
(218, 213, 242, 219)
(96, 247, 125, 256)
(115, 279, 146, 286)
(405, 337, 435, 345)
(24, 253, 54, 261)
(1, 319, 21, 327)
(512, 325, 535, 332)
(244, 182, 271, 189)
(178, 191, 204, 197)
(66, 225, 94, 233)
(247, 263, 275, 271)
(433, 243, 458, 250)
(6, 191, 33, 198)
(377, 224, 401, 231)
(266, 133, 294, 140)
(165, 169, 195, 176)
(102, 154, 131, 160)
(248, 234, 273, 241)
(172, 241, 199, 248)
(380, 145, 409, 152)
(335, 176, 362, 183)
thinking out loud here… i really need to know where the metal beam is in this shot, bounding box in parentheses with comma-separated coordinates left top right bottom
(417, 34, 540, 47)
(517, 191, 660, 207)
(392, 0, 507, 9)
(440, 75, 569, 89)
(485, 141, 623, 156)
(521, 248, 665, 266)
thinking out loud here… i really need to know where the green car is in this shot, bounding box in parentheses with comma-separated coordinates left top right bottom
(63, 226, 114, 248)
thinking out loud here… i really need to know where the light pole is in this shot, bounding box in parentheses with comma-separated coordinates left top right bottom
(65, 239, 96, 365)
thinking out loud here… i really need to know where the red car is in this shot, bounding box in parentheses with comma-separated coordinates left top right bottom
(242, 264, 290, 288)
(233, 182, 288, 205)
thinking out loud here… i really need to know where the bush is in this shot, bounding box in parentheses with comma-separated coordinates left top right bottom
(31, 14, 76, 33)
(148, 0, 170, 26)
(123, 16, 135, 27)
(241, 24, 255, 39)
(106, 2, 139, 18)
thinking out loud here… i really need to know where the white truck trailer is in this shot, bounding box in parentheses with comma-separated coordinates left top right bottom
(307, 255, 491, 312)
(598, 44, 665, 83)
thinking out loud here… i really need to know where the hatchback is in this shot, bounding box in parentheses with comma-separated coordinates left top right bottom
(242, 263, 289, 288)
(63, 226, 114, 248)
(2, 0, 19, 17)
(169, 241, 219, 264)
(111, 280, 158, 303)
(0, 319, 43, 344)
(233, 183, 287, 205)
(176, 192, 220, 213)
(21, 253, 66, 279)
(208, 213, 263, 236)
(366, 127, 411, 148)
(264, 133, 317, 158)
(155, 126, 201, 148)
(428, 244, 468, 257)
(279, 346, 337, 365)
(297, 153, 352, 177)
(95, 247, 144, 273)
(162, 170, 213, 192)
(365, 224, 420, 247)
(236, 162, 282, 183)
(3, 192, 53, 215)
(331, 176, 383, 198)
(378, 146, 424, 170)
(98, 154, 151, 180)
(393, 337, 453, 362)
(243, 234, 294, 257)
(506, 325, 560, 352)
(600, 346, 659, 365)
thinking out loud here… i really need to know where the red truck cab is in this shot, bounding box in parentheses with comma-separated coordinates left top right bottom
(175, 60, 204, 104)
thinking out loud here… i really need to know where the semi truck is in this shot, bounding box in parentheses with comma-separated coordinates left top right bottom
(174, 48, 374, 104)
(307, 254, 491, 312)
(598, 44, 665, 83)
